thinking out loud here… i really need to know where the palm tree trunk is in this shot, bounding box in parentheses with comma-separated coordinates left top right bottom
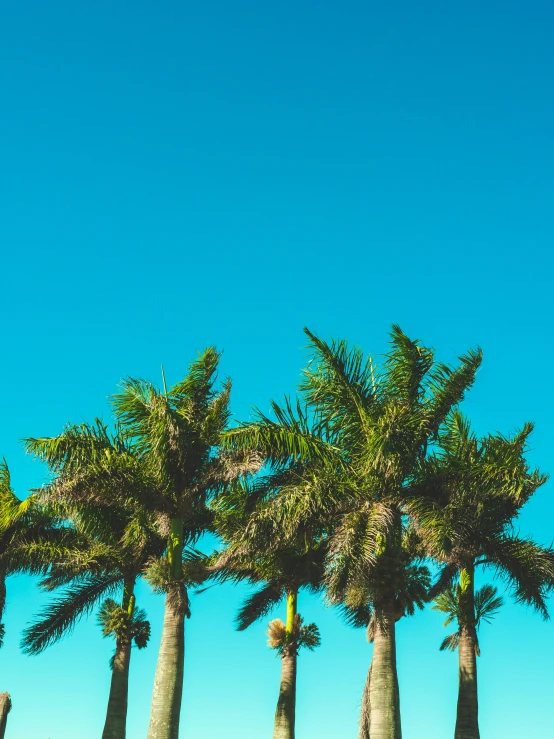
(368, 602, 401, 739)
(454, 627, 479, 739)
(358, 664, 371, 739)
(0, 693, 12, 739)
(272, 590, 298, 739)
(102, 637, 132, 739)
(101, 578, 136, 739)
(0, 572, 6, 644)
(455, 566, 479, 739)
(147, 582, 186, 739)
(273, 649, 297, 739)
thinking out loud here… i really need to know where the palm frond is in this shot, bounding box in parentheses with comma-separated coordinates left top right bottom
(425, 348, 482, 436)
(170, 347, 221, 409)
(236, 582, 284, 630)
(474, 584, 503, 626)
(224, 398, 337, 467)
(301, 328, 378, 442)
(483, 535, 554, 618)
(384, 325, 435, 406)
(21, 574, 122, 654)
(439, 632, 460, 652)
(335, 601, 373, 629)
(297, 621, 321, 651)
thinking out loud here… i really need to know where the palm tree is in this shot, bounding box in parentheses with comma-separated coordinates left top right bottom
(23, 421, 166, 739)
(111, 350, 256, 739)
(409, 412, 554, 739)
(224, 326, 482, 739)
(213, 479, 323, 739)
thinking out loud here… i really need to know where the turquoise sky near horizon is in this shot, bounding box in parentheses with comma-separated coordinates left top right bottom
(1, 1, 554, 737)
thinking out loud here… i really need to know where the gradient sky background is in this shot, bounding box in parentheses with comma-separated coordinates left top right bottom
(1, 1, 554, 737)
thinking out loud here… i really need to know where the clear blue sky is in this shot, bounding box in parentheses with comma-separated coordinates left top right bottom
(1, 1, 553, 737)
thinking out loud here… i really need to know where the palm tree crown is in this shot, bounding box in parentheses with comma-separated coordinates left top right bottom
(223, 326, 483, 739)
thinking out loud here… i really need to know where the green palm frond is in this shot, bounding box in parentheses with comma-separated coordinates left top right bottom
(483, 535, 554, 618)
(434, 582, 502, 655)
(424, 349, 482, 437)
(23, 420, 132, 475)
(201, 379, 232, 443)
(0, 459, 11, 493)
(110, 379, 160, 452)
(335, 601, 373, 629)
(439, 632, 460, 652)
(10, 534, 108, 581)
(474, 585, 503, 625)
(236, 582, 284, 630)
(301, 327, 377, 437)
(297, 621, 321, 651)
(426, 563, 458, 601)
(170, 347, 221, 410)
(131, 607, 151, 649)
(325, 505, 398, 599)
(223, 397, 337, 467)
(21, 574, 122, 654)
(432, 586, 461, 626)
(384, 325, 435, 406)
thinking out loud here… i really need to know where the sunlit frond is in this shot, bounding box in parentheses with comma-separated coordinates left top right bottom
(21, 574, 121, 654)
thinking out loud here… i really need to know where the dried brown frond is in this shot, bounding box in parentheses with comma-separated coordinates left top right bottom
(267, 618, 287, 649)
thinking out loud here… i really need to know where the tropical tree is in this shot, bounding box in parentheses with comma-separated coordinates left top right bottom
(111, 350, 257, 739)
(213, 478, 324, 739)
(224, 326, 482, 739)
(409, 411, 554, 739)
(23, 421, 166, 739)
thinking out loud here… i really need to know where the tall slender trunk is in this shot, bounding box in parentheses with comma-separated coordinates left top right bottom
(0, 693, 11, 739)
(455, 566, 479, 739)
(148, 517, 185, 739)
(358, 665, 371, 739)
(102, 638, 132, 739)
(273, 590, 298, 739)
(368, 601, 401, 739)
(0, 572, 6, 647)
(101, 578, 136, 739)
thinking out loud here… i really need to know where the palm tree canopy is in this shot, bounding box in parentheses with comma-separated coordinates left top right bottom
(221, 327, 481, 611)
(212, 478, 327, 631)
(110, 350, 234, 516)
(408, 411, 554, 616)
(21, 422, 170, 655)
